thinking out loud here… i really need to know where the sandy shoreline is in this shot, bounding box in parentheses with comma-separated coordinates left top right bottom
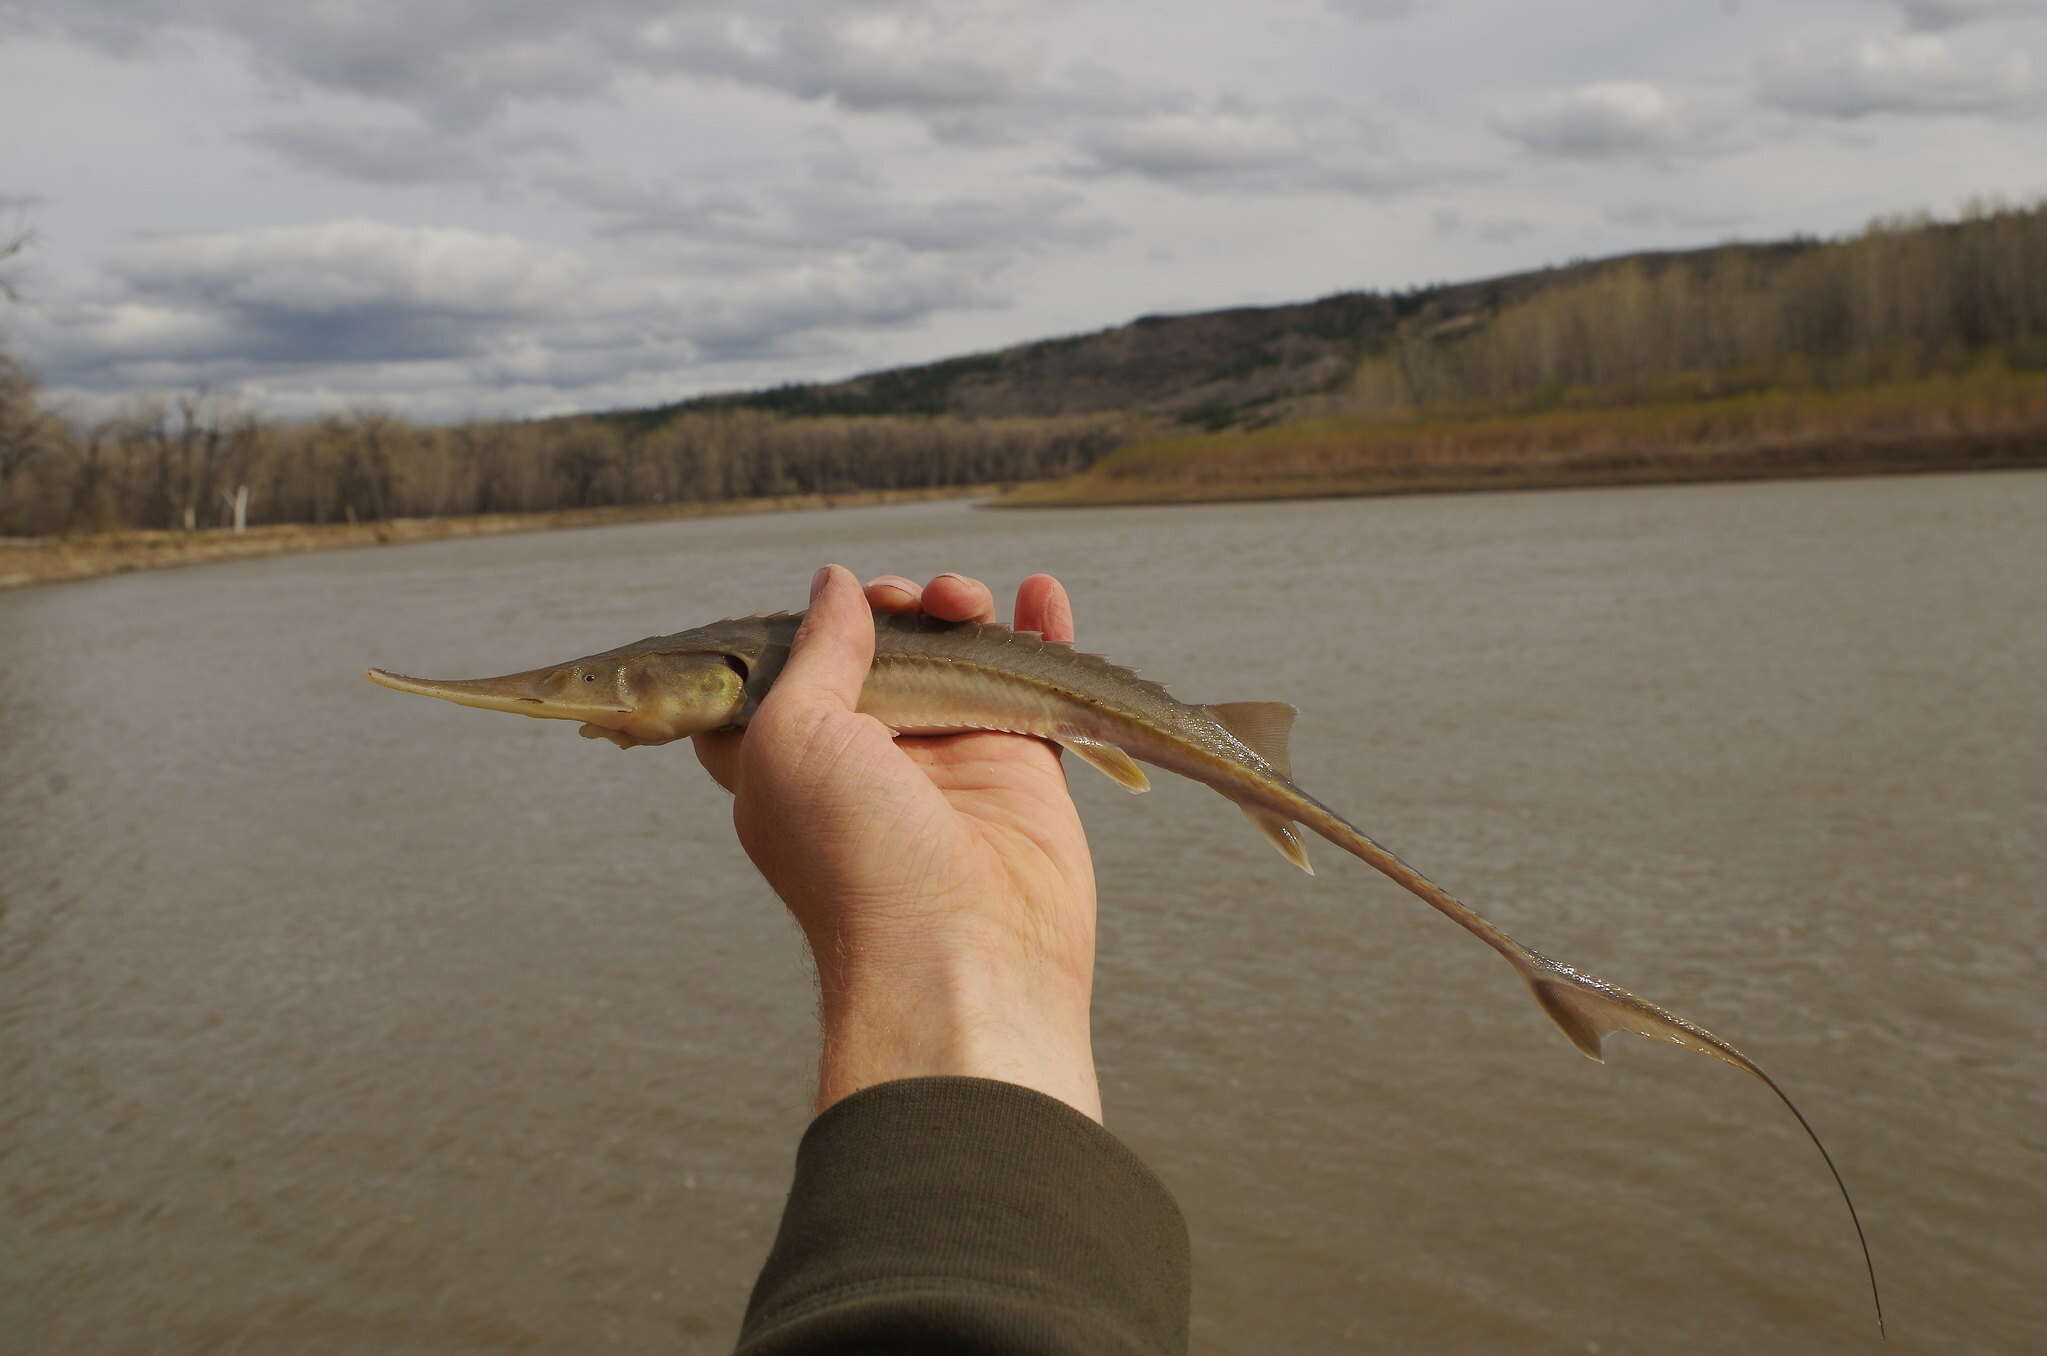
(0, 484, 1001, 590)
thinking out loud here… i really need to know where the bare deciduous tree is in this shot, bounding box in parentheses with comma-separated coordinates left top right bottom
(3, 203, 2044, 540)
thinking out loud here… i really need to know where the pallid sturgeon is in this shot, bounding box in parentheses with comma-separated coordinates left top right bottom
(368, 607, 1882, 1333)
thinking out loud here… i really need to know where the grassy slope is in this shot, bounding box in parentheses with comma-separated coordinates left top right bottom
(996, 371, 2047, 507)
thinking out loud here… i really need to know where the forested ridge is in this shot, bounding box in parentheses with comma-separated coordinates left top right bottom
(2, 199, 2043, 539)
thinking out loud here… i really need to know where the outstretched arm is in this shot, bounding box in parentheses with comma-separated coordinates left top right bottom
(693, 564, 1101, 1118)
(704, 567, 1189, 1355)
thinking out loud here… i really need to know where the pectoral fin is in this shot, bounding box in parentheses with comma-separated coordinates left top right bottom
(1055, 735, 1151, 793)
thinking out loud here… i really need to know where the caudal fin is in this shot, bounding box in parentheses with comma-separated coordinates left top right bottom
(1513, 947, 1884, 1339)
(1272, 789, 1884, 1337)
(1518, 947, 1755, 1070)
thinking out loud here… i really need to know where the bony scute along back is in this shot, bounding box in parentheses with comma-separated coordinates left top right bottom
(367, 605, 1885, 1337)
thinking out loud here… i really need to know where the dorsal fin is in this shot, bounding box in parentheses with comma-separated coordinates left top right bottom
(1202, 701, 1299, 775)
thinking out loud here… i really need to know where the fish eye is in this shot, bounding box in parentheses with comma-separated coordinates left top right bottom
(582, 672, 596, 682)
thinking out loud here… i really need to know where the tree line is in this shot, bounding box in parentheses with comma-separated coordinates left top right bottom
(4, 199, 2045, 537)
(1348, 198, 2047, 418)
(0, 381, 1136, 538)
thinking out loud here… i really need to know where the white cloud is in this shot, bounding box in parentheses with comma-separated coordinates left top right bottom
(1759, 32, 2034, 118)
(1493, 82, 1708, 158)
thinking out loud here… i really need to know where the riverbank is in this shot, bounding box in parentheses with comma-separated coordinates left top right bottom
(996, 373, 2047, 507)
(0, 483, 999, 589)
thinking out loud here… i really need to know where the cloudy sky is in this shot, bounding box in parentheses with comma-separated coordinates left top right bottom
(1, 0, 2042, 422)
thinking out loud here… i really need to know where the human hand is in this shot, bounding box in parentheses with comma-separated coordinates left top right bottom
(693, 565, 1102, 1121)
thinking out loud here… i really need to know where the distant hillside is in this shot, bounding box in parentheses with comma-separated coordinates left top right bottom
(618, 240, 1821, 432)
(8, 201, 2040, 540)
(995, 200, 2047, 507)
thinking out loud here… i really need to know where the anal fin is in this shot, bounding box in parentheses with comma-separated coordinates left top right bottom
(1056, 735, 1151, 793)
(1242, 806, 1314, 875)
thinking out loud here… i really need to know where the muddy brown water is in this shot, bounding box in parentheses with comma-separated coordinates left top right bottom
(3, 472, 2042, 1354)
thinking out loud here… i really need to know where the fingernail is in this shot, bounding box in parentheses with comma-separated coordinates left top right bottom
(811, 566, 833, 601)
(933, 572, 966, 587)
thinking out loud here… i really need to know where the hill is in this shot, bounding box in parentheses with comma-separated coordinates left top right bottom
(6, 200, 2043, 543)
(616, 241, 1820, 432)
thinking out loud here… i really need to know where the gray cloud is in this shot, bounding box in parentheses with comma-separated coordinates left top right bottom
(674, 253, 1009, 362)
(635, 4, 1046, 119)
(29, 216, 1008, 414)
(13, 0, 2046, 423)
(1432, 207, 1540, 243)
(9, 0, 1054, 133)
(1603, 201, 1752, 231)
(1326, 0, 1418, 21)
(55, 220, 591, 372)
(1061, 99, 1448, 195)
(1492, 82, 1718, 159)
(1758, 32, 2034, 118)
(246, 121, 576, 188)
(1890, 0, 2047, 30)
(538, 152, 1119, 256)
(8, 0, 650, 129)
(13, 0, 1437, 195)
(1072, 111, 1311, 180)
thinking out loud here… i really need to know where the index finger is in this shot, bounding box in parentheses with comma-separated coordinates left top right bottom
(768, 564, 875, 714)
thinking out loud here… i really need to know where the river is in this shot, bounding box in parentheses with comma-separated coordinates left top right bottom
(3, 471, 2042, 1354)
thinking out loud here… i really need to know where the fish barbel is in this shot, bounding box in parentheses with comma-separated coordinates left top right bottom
(368, 607, 1882, 1334)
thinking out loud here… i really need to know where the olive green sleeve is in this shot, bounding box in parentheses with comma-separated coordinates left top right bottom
(735, 1076, 1190, 1356)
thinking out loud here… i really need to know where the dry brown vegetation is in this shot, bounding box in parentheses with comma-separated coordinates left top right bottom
(1000, 370, 2047, 506)
(0, 391, 1133, 541)
(0, 210, 1137, 541)
(4, 200, 2045, 564)
(1003, 200, 2047, 506)
(0, 483, 997, 590)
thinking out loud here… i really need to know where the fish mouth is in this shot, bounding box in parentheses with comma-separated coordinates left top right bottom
(366, 668, 630, 723)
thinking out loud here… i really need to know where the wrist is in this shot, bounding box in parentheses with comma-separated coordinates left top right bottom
(810, 935, 1102, 1122)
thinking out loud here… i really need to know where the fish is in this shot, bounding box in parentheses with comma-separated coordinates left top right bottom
(367, 607, 1883, 1334)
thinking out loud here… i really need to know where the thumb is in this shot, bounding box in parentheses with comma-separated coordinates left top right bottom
(770, 564, 876, 713)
